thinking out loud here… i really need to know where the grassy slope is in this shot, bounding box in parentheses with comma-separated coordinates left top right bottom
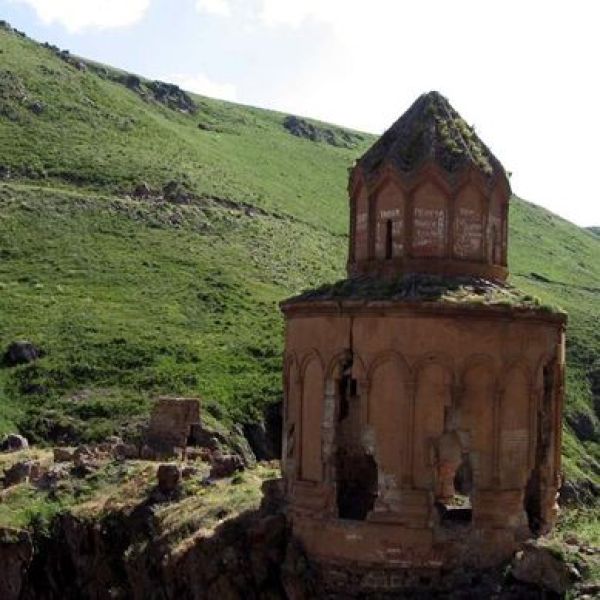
(0, 26, 598, 485)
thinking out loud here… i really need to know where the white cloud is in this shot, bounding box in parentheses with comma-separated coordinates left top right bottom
(195, 0, 232, 18)
(250, 0, 600, 226)
(168, 72, 238, 102)
(11, 0, 151, 32)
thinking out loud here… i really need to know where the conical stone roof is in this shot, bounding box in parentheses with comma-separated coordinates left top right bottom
(356, 91, 506, 181)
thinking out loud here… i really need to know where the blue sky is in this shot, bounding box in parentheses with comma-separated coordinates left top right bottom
(2, 0, 599, 226)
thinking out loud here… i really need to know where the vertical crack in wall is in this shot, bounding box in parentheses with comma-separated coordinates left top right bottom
(334, 318, 378, 520)
(525, 359, 555, 535)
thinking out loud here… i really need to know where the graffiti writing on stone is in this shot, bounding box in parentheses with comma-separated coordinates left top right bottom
(454, 206, 483, 259)
(413, 207, 446, 257)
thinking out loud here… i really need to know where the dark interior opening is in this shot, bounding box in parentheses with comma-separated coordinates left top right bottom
(437, 454, 473, 527)
(385, 219, 393, 259)
(338, 376, 349, 422)
(335, 355, 378, 520)
(336, 450, 378, 520)
(525, 361, 554, 535)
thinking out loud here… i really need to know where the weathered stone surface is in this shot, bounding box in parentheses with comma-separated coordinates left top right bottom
(145, 397, 200, 456)
(243, 419, 276, 461)
(3, 460, 35, 487)
(157, 463, 181, 493)
(279, 92, 566, 571)
(511, 541, 571, 594)
(133, 181, 152, 198)
(181, 465, 199, 480)
(0, 528, 33, 600)
(53, 447, 74, 462)
(113, 442, 139, 460)
(1, 433, 29, 452)
(35, 464, 70, 490)
(210, 453, 244, 479)
(2, 341, 41, 366)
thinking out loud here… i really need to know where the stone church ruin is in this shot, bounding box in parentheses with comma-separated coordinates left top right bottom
(280, 92, 566, 575)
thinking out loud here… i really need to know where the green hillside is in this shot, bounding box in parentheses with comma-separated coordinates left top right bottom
(0, 24, 598, 490)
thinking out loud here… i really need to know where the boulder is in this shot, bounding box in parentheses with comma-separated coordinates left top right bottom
(28, 100, 45, 115)
(162, 180, 190, 203)
(3, 461, 35, 488)
(2, 341, 41, 366)
(181, 465, 199, 480)
(184, 447, 208, 462)
(133, 182, 152, 198)
(113, 443, 139, 460)
(53, 447, 74, 462)
(1, 434, 29, 452)
(72, 446, 100, 474)
(157, 463, 181, 493)
(209, 453, 244, 479)
(511, 541, 571, 594)
(123, 74, 142, 91)
(35, 464, 70, 490)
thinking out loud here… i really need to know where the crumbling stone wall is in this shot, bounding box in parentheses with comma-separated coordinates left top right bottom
(145, 397, 201, 455)
(281, 306, 565, 568)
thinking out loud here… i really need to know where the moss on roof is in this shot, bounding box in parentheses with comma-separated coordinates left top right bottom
(283, 274, 565, 314)
(357, 91, 506, 180)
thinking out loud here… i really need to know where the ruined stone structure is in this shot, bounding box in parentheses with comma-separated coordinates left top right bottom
(146, 397, 201, 455)
(280, 92, 566, 576)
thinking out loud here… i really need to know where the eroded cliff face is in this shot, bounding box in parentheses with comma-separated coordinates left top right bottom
(3, 484, 315, 600)
(2, 503, 596, 600)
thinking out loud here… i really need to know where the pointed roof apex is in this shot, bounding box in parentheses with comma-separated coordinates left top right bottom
(357, 91, 507, 182)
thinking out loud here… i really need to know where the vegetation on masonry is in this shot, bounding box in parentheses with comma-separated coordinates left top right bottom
(0, 24, 598, 498)
(286, 273, 564, 313)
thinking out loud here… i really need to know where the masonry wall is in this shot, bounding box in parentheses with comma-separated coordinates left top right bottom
(348, 165, 509, 280)
(282, 305, 565, 567)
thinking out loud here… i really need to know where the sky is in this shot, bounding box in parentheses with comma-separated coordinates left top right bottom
(1, 0, 599, 226)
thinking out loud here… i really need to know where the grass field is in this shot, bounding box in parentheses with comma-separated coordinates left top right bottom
(0, 23, 598, 489)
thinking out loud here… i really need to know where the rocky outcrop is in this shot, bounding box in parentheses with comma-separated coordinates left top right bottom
(0, 528, 33, 600)
(243, 401, 282, 461)
(209, 453, 244, 479)
(283, 115, 364, 149)
(3, 460, 37, 488)
(15, 481, 312, 600)
(1, 433, 29, 452)
(511, 541, 572, 594)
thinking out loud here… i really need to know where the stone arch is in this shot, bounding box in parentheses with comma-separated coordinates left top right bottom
(367, 350, 411, 393)
(367, 352, 411, 487)
(412, 357, 454, 490)
(412, 352, 455, 385)
(453, 186, 485, 261)
(373, 179, 405, 259)
(499, 361, 531, 489)
(411, 181, 449, 258)
(325, 349, 367, 381)
(459, 357, 497, 490)
(458, 353, 498, 390)
(299, 352, 325, 482)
